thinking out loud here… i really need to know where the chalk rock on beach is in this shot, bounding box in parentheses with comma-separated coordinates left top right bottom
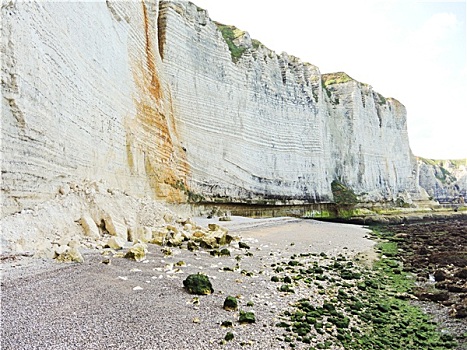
(106, 237, 126, 250)
(79, 215, 100, 239)
(208, 223, 221, 231)
(54, 244, 69, 256)
(129, 227, 152, 243)
(34, 240, 55, 259)
(148, 227, 169, 245)
(192, 230, 206, 239)
(124, 242, 148, 262)
(55, 247, 84, 263)
(101, 212, 128, 240)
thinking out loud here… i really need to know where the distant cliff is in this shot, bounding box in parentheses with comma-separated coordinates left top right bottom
(2, 0, 424, 218)
(418, 158, 467, 202)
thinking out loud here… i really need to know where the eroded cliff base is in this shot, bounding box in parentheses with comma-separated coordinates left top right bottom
(0, 180, 228, 259)
(1, 179, 464, 259)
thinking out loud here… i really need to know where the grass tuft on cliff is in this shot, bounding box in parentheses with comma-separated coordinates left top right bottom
(376, 92, 387, 105)
(251, 39, 264, 50)
(322, 72, 355, 87)
(419, 157, 467, 168)
(214, 22, 247, 62)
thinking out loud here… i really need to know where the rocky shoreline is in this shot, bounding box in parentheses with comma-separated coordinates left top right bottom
(319, 208, 467, 225)
(381, 219, 467, 316)
(376, 218, 467, 348)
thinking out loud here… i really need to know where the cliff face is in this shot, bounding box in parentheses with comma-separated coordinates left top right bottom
(418, 159, 467, 202)
(2, 0, 422, 219)
(159, 1, 421, 204)
(1, 0, 188, 217)
(323, 74, 419, 202)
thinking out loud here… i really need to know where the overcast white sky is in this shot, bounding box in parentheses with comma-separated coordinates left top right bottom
(192, 0, 466, 160)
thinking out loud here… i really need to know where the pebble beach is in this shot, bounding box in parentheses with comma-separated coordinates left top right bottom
(1, 218, 375, 350)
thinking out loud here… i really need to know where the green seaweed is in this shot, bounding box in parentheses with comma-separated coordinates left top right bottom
(274, 231, 458, 349)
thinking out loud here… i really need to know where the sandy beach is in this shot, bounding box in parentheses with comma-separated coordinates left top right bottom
(1, 217, 375, 350)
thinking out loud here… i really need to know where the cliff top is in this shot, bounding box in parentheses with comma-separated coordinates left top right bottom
(419, 158, 467, 168)
(213, 22, 250, 61)
(172, 1, 397, 105)
(321, 72, 356, 86)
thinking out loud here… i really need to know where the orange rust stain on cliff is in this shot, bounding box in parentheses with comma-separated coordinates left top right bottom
(142, 2, 162, 101)
(132, 93, 189, 202)
(124, 1, 189, 202)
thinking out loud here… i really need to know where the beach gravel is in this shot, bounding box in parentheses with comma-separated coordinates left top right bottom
(1, 218, 375, 350)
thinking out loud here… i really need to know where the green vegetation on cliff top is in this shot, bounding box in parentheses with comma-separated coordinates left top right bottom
(419, 157, 465, 184)
(215, 22, 269, 62)
(214, 22, 248, 62)
(322, 72, 355, 86)
(322, 73, 389, 106)
(419, 157, 467, 168)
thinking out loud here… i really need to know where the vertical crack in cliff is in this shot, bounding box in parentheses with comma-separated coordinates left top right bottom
(156, 1, 167, 60)
(105, 0, 122, 22)
(125, 1, 189, 202)
(142, 1, 162, 101)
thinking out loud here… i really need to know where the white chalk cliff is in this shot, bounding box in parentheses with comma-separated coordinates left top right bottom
(418, 159, 467, 202)
(2, 0, 423, 220)
(159, 1, 421, 204)
(2, 0, 188, 218)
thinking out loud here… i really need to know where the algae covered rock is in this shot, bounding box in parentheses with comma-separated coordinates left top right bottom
(183, 273, 214, 295)
(124, 242, 148, 262)
(200, 236, 219, 249)
(279, 284, 294, 293)
(221, 320, 233, 328)
(212, 230, 229, 245)
(239, 310, 256, 324)
(239, 242, 250, 249)
(210, 249, 221, 257)
(223, 296, 238, 311)
(220, 248, 231, 256)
